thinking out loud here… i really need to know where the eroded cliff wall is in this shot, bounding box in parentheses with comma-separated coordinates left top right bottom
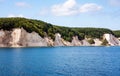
(0, 28, 120, 47)
(104, 34, 120, 46)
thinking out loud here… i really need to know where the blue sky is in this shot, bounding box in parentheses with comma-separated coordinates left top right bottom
(0, 0, 120, 30)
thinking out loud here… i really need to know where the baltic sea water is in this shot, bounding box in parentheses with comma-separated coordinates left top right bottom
(0, 46, 120, 76)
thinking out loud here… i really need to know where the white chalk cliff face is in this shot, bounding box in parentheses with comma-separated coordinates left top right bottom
(71, 36, 82, 46)
(0, 30, 6, 47)
(0, 28, 120, 47)
(54, 33, 64, 46)
(104, 34, 120, 46)
(94, 39, 102, 46)
(44, 37, 54, 46)
(9, 29, 21, 47)
(82, 40, 90, 46)
(25, 32, 47, 47)
(0, 30, 12, 47)
(0, 28, 48, 47)
(61, 39, 72, 46)
(54, 34, 82, 46)
(20, 28, 48, 47)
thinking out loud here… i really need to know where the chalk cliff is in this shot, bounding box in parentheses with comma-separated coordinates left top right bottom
(104, 34, 120, 46)
(94, 39, 102, 46)
(54, 33, 64, 46)
(9, 28, 21, 47)
(0, 30, 6, 47)
(54, 33, 72, 46)
(82, 40, 90, 46)
(0, 28, 48, 47)
(44, 37, 54, 46)
(19, 28, 48, 47)
(71, 36, 82, 46)
(0, 28, 120, 47)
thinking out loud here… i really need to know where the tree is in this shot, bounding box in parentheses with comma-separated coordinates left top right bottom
(88, 39, 95, 44)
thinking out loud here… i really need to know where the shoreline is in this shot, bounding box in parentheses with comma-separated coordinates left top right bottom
(0, 45, 117, 49)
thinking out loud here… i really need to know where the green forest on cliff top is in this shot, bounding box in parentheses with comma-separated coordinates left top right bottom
(0, 17, 119, 41)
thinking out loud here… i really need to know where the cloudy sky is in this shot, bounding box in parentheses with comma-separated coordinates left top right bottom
(0, 0, 120, 30)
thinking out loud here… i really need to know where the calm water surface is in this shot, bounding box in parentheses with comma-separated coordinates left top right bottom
(0, 46, 120, 76)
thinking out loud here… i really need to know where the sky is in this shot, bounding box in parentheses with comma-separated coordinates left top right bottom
(0, 0, 120, 30)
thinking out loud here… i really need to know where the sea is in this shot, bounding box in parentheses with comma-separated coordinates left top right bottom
(0, 46, 120, 76)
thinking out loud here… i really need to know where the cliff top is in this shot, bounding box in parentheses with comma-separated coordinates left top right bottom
(0, 17, 118, 41)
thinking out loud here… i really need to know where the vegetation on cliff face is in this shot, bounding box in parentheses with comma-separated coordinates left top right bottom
(87, 39, 95, 44)
(0, 17, 116, 41)
(101, 39, 108, 46)
(113, 31, 120, 38)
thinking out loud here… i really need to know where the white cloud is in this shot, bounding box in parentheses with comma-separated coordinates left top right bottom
(51, 0, 78, 16)
(80, 3, 102, 13)
(51, 0, 102, 16)
(15, 2, 30, 7)
(8, 14, 24, 17)
(109, 0, 120, 6)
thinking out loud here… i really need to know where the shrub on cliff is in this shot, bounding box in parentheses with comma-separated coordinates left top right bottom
(101, 39, 108, 46)
(88, 39, 95, 44)
(113, 30, 120, 38)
